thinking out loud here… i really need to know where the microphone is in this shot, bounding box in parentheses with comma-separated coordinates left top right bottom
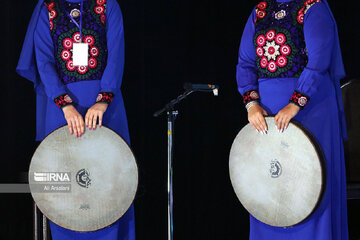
(183, 83, 219, 96)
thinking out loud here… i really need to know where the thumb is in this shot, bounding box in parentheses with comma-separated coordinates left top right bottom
(262, 108, 268, 116)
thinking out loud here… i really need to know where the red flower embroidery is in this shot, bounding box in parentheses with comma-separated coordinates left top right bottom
(94, 5, 105, 15)
(45, 2, 57, 31)
(100, 14, 106, 25)
(280, 45, 291, 56)
(256, 9, 266, 19)
(49, 9, 57, 20)
(90, 46, 99, 57)
(46, 2, 55, 10)
(298, 7, 305, 15)
(63, 38, 73, 49)
(297, 13, 304, 24)
(268, 60, 277, 72)
(96, 0, 106, 5)
(266, 30, 276, 41)
(255, 1, 268, 23)
(61, 49, 71, 61)
(260, 57, 268, 68)
(256, 35, 266, 47)
(276, 56, 287, 67)
(66, 60, 76, 71)
(84, 35, 95, 46)
(256, 47, 264, 57)
(297, 0, 321, 24)
(275, 33, 286, 45)
(77, 66, 88, 74)
(88, 57, 98, 69)
(256, 2, 267, 10)
(73, 32, 82, 43)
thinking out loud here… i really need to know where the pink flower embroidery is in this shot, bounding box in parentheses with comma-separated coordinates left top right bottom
(256, 30, 292, 72)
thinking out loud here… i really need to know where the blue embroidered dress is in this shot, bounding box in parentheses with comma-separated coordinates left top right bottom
(16, 0, 135, 239)
(236, 0, 348, 239)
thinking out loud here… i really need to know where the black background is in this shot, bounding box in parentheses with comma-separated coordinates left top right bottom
(1, 0, 359, 239)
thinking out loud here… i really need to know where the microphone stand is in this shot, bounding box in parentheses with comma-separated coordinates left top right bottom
(153, 87, 218, 240)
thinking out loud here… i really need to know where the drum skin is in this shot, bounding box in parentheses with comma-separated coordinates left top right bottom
(29, 126, 138, 232)
(229, 117, 326, 227)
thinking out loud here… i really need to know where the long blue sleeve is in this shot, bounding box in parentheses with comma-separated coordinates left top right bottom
(294, 2, 335, 98)
(34, 4, 67, 100)
(99, 0, 125, 93)
(236, 9, 258, 96)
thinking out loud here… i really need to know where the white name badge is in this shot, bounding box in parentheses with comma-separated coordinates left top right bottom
(73, 43, 88, 66)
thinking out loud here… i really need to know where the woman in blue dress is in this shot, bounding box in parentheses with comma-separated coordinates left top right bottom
(16, 0, 135, 239)
(236, 0, 348, 239)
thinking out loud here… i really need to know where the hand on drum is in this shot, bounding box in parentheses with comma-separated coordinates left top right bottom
(85, 103, 108, 130)
(62, 105, 85, 138)
(248, 104, 268, 134)
(274, 103, 300, 132)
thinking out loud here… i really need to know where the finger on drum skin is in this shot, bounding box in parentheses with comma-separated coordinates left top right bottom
(87, 115, 92, 130)
(74, 119, 80, 138)
(256, 117, 266, 134)
(71, 119, 78, 137)
(274, 115, 279, 127)
(98, 114, 103, 128)
(280, 118, 287, 133)
(92, 113, 97, 130)
(75, 118, 81, 137)
(255, 120, 264, 134)
(79, 117, 85, 135)
(85, 113, 89, 128)
(88, 113, 93, 130)
(252, 124, 260, 133)
(249, 120, 258, 133)
(274, 115, 281, 132)
(278, 117, 284, 133)
(68, 122, 73, 135)
(256, 119, 264, 134)
(285, 118, 291, 131)
(76, 117, 82, 137)
(259, 116, 268, 132)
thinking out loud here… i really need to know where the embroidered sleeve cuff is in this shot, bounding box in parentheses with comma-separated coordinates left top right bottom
(243, 90, 260, 105)
(289, 90, 310, 109)
(96, 92, 114, 104)
(54, 94, 73, 109)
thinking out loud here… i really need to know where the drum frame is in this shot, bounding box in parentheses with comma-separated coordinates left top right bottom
(288, 117, 327, 226)
(29, 124, 139, 232)
(230, 116, 327, 227)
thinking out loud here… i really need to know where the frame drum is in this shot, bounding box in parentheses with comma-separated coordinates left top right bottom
(229, 117, 326, 227)
(29, 126, 138, 232)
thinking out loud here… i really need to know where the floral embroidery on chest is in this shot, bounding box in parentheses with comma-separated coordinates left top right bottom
(44, 0, 108, 84)
(255, 28, 297, 75)
(254, 0, 321, 78)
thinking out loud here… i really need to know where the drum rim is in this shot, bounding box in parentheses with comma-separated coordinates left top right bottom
(229, 116, 327, 227)
(286, 117, 327, 227)
(29, 124, 139, 232)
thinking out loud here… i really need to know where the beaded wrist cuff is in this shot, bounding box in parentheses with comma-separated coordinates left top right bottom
(54, 94, 73, 109)
(243, 90, 260, 105)
(96, 92, 114, 104)
(289, 90, 310, 109)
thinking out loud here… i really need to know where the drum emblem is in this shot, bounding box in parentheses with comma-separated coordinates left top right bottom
(76, 169, 91, 188)
(270, 160, 282, 178)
